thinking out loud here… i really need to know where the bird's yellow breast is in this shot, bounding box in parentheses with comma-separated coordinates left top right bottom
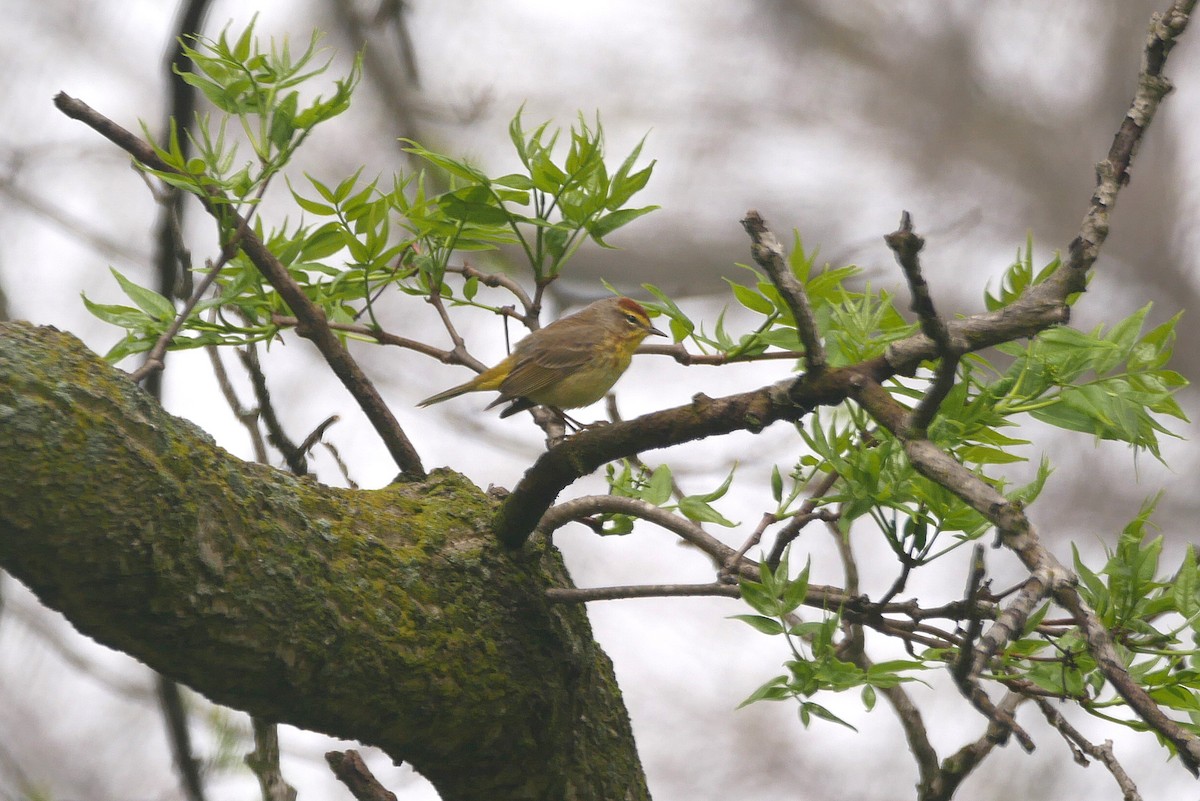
(533, 348, 633, 409)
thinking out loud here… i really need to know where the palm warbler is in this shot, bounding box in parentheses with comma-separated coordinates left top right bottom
(418, 296, 665, 418)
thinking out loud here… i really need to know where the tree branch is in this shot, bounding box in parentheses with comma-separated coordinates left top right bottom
(246, 718, 298, 801)
(740, 210, 826, 373)
(52, 92, 426, 480)
(850, 374, 1200, 773)
(1034, 698, 1142, 801)
(0, 322, 646, 801)
(884, 211, 959, 436)
(546, 583, 741, 603)
(325, 750, 398, 801)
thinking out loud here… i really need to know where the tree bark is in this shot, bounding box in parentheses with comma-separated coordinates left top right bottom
(0, 321, 649, 801)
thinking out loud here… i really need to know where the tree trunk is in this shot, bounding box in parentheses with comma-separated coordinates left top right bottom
(0, 322, 649, 801)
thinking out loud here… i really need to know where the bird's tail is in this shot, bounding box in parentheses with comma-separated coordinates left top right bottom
(417, 381, 476, 407)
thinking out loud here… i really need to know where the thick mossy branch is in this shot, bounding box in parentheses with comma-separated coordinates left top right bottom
(0, 322, 647, 801)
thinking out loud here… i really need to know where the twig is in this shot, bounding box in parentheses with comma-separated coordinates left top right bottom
(740, 210, 826, 374)
(843, 649, 940, 796)
(884, 211, 960, 435)
(157, 677, 207, 801)
(299, 415, 341, 456)
(237, 344, 307, 475)
(53, 91, 426, 479)
(952, 545, 988, 683)
(829, 515, 865, 657)
(636, 341, 805, 366)
(246, 718, 298, 801)
(129, 242, 239, 384)
(204, 344, 268, 462)
(925, 693, 1026, 801)
(325, 750, 398, 801)
(323, 440, 359, 490)
(766, 469, 840, 566)
(969, 567, 1058, 680)
(271, 314, 469, 366)
(546, 583, 741, 603)
(447, 262, 535, 316)
(538, 495, 740, 565)
(426, 288, 488, 372)
(1035, 698, 1142, 801)
(726, 513, 777, 572)
(849, 373, 1200, 772)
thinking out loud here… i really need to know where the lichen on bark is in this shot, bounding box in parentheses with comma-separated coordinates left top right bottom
(0, 321, 649, 801)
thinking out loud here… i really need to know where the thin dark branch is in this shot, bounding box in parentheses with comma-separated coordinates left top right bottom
(1035, 698, 1142, 801)
(299, 415, 341, 457)
(325, 750, 398, 801)
(53, 92, 426, 479)
(925, 693, 1026, 801)
(447, 262, 534, 316)
(145, 0, 212, 399)
(636, 341, 805, 366)
(884, 211, 959, 435)
(547, 583, 741, 603)
(850, 371, 1200, 771)
(845, 649, 939, 797)
(767, 469, 840, 566)
(726, 513, 777, 572)
(539, 495, 739, 565)
(129, 243, 239, 384)
(740, 210, 826, 373)
(270, 314, 468, 365)
(238, 344, 307, 475)
(246, 718, 298, 801)
(157, 676, 207, 801)
(323, 439, 360, 490)
(205, 344, 269, 462)
(150, 12, 214, 792)
(953, 545, 988, 683)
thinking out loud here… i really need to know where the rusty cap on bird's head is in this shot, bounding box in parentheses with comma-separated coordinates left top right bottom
(614, 296, 666, 337)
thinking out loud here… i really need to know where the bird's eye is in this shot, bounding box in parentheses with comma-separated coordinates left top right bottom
(625, 314, 640, 326)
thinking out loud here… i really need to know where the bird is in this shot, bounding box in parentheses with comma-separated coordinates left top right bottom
(418, 296, 666, 419)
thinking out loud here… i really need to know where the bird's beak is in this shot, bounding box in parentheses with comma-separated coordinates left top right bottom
(649, 323, 667, 338)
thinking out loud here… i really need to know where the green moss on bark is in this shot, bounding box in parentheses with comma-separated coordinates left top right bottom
(0, 322, 649, 801)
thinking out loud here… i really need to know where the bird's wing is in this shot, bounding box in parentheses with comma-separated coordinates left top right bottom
(497, 338, 598, 400)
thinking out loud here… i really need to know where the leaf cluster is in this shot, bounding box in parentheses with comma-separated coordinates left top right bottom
(733, 553, 926, 729)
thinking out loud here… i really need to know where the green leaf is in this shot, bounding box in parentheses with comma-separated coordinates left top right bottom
(269, 90, 299, 152)
(81, 295, 145, 329)
(737, 675, 791, 708)
(677, 496, 737, 527)
(800, 701, 857, 731)
(730, 614, 785, 636)
(694, 464, 737, 503)
(643, 464, 674, 506)
(738, 578, 777, 616)
(402, 141, 489, 183)
(1073, 544, 1109, 612)
(494, 173, 535, 191)
(587, 206, 659, 246)
(1174, 546, 1199, 620)
(292, 191, 336, 216)
(728, 281, 775, 315)
(779, 560, 811, 614)
(110, 268, 176, 321)
(299, 223, 346, 260)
